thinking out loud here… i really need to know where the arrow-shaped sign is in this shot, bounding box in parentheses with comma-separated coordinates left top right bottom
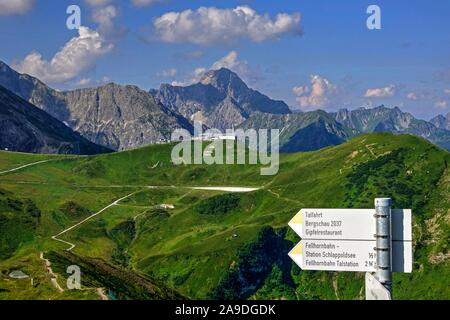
(288, 208, 413, 273)
(289, 209, 412, 241)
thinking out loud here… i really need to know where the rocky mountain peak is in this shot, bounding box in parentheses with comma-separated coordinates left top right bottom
(152, 67, 291, 131)
(335, 108, 351, 121)
(200, 68, 248, 95)
(430, 113, 450, 130)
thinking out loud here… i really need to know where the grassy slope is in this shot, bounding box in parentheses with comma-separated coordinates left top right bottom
(0, 133, 448, 300)
(0, 151, 62, 172)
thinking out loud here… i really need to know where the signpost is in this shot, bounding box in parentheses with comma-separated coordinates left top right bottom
(366, 272, 391, 300)
(288, 198, 413, 300)
(374, 198, 393, 297)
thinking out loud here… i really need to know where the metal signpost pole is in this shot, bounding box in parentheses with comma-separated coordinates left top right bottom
(374, 198, 393, 298)
(288, 201, 411, 299)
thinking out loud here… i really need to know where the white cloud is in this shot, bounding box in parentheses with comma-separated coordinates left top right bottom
(76, 78, 92, 86)
(364, 85, 396, 98)
(435, 100, 448, 110)
(152, 6, 302, 45)
(85, 0, 127, 42)
(445, 89, 450, 95)
(293, 75, 338, 111)
(171, 51, 258, 87)
(74, 75, 111, 87)
(157, 68, 177, 78)
(292, 86, 309, 97)
(0, 0, 34, 15)
(14, 27, 114, 84)
(211, 51, 253, 79)
(406, 92, 418, 101)
(172, 67, 206, 86)
(91, 4, 119, 34)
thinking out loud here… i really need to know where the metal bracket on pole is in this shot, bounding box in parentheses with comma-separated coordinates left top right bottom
(373, 197, 393, 299)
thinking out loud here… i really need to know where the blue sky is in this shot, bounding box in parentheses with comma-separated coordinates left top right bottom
(0, 0, 449, 119)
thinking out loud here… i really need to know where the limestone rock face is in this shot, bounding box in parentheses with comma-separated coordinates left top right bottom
(62, 84, 193, 150)
(151, 68, 291, 131)
(0, 85, 111, 155)
(0, 61, 193, 151)
(333, 106, 450, 150)
(430, 113, 450, 131)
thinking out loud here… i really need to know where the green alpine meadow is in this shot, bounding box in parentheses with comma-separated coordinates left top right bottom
(0, 132, 448, 300)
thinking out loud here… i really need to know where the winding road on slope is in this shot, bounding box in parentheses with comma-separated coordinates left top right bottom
(2, 159, 263, 300)
(51, 186, 260, 251)
(1, 160, 262, 250)
(52, 192, 139, 251)
(0, 160, 51, 175)
(51, 187, 260, 251)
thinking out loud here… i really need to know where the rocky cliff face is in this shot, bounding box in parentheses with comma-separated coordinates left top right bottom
(239, 111, 354, 153)
(430, 113, 450, 130)
(63, 84, 193, 150)
(334, 106, 416, 132)
(334, 106, 450, 150)
(280, 120, 347, 152)
(0, 86, 111, 155)
(151, 68, 291, 131)
(0, 61, 68, 120)
(0, 61, 193, 151)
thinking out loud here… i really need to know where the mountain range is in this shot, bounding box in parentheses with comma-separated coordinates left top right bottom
(430, 112, 450, 131)
(334, 107, 450, 150)
(1, 60, 450, 153)
(0, 85, 110, 155)
(0, 61, 192, 151)
(150, 68, 291, 131)
(238, 111, 355, 152)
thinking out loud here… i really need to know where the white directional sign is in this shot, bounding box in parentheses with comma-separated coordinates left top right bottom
(288, 208, 413, 273)
(289, 240, 412, 272)
(289, 209, 412, 241)
(365, 272, 391, 300)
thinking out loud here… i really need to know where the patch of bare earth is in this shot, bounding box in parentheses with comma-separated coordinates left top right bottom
(40, 252, 64, 293)
(348, 150, 359, 160)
